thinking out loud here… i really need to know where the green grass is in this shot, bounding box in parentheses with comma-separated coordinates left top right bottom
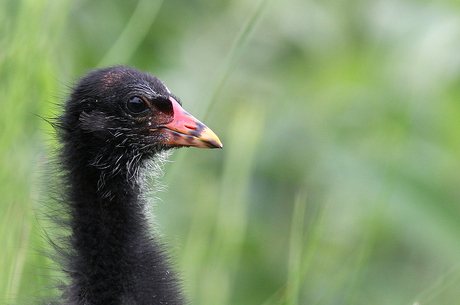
(3, 0, 460, 304)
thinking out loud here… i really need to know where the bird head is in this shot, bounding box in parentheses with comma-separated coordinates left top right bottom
(61, 66, 222, 160)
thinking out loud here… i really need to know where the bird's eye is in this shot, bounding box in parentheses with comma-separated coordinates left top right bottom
(127, 96, 148, 114)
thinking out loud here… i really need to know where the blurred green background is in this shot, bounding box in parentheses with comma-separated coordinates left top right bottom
(2, 0, 460, 304)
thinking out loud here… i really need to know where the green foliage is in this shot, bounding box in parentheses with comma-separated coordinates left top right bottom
(2, 0, 460, 304)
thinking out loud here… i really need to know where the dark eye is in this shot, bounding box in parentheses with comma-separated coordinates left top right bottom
(127, 96, 148, 113)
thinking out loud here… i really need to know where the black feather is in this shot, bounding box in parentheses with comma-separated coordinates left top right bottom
(52, 66, 187, 305)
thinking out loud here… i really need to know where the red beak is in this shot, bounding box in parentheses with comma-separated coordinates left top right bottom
(154, 97, 222, 149)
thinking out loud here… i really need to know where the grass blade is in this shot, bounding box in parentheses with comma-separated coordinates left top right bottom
(98, 0, 163, 67)
(285, 187, 308, 305)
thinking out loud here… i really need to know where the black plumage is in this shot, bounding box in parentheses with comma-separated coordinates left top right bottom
(54, 66, 222, 305)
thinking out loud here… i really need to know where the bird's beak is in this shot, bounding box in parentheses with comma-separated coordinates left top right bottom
(154, 97, 223, 149)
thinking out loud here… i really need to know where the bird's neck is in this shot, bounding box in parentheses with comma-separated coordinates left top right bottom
(63, 150, 183, 304)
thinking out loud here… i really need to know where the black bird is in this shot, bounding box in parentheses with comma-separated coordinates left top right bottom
(54, 66, 222, 305)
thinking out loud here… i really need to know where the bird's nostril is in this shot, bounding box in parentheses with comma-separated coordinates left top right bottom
(184, 124, 196, 130)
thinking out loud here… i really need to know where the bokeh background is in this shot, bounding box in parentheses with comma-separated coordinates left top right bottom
(2, 0, 460, 304)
